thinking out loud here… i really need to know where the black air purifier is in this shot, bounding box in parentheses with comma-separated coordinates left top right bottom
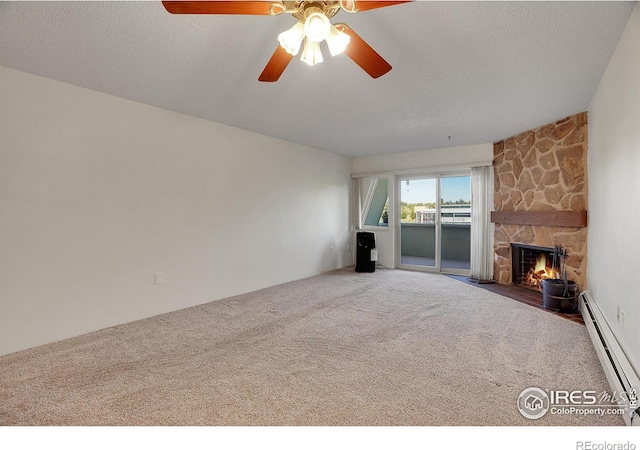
(355, 232, 376, 273)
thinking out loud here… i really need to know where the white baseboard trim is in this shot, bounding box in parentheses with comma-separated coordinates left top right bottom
(580, 291, 639, 426)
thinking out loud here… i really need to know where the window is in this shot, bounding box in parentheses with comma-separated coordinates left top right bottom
(362, 177, 389, 227)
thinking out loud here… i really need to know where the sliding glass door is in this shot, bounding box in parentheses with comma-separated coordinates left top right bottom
(440, 175, 471, 272)
(398, 174, 471, 274)
(399, 177, 438, 268)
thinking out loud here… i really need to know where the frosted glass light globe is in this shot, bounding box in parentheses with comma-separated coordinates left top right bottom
(304, 10, 331, 43)
(278, 21, 305, 55)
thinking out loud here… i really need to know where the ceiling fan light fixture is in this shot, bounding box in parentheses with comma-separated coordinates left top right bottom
(301, 38, 323, 65)
(277, 21, 305, 55)
(303, 7, 331, 43)
(326, 25, 351, 56)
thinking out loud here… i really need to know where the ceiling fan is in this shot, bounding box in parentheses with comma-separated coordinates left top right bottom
(162, 1, 410, 81)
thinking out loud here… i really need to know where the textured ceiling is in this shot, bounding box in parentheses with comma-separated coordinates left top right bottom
(0, 1, 635, 157)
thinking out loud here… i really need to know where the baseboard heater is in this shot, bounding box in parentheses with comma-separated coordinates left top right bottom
(580, 291, 639, 426)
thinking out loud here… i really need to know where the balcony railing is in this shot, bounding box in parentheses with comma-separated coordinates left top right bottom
(400, 223, 470, 269)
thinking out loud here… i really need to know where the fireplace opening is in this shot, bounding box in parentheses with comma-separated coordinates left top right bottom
(511, 244, 559, 289)
(511, 243, 579, 312)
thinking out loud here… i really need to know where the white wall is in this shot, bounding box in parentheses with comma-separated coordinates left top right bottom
(352, 143, 493, 176)
(352, 143, 493, 269)
(0, 66, 352, 355)
(587, 3, 640, 375)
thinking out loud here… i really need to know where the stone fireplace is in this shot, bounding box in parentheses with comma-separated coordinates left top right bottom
(492, 112, 588, 290)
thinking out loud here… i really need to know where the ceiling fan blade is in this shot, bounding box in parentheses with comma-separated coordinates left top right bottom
(258, 45, 294, 82)
(348, 1, 412, 13)
(334, 23, 392, 79)
(162, 1, 282, 15)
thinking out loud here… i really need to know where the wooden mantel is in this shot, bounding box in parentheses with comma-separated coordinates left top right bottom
(490, 210, 587, 228)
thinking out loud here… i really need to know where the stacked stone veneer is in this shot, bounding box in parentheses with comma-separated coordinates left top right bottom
(493, 112, 588, 290)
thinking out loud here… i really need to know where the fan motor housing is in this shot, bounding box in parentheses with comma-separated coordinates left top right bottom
(288, 1, 342, 20)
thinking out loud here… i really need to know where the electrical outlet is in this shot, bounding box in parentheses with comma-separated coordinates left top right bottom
(155, 272, 165, 285)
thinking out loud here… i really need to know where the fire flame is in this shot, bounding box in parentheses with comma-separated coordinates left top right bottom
(534, 254, 547, 273)
(524, 254, 558, 287)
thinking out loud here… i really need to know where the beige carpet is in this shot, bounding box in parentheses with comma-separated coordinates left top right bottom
(0, 268, 623, 426)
